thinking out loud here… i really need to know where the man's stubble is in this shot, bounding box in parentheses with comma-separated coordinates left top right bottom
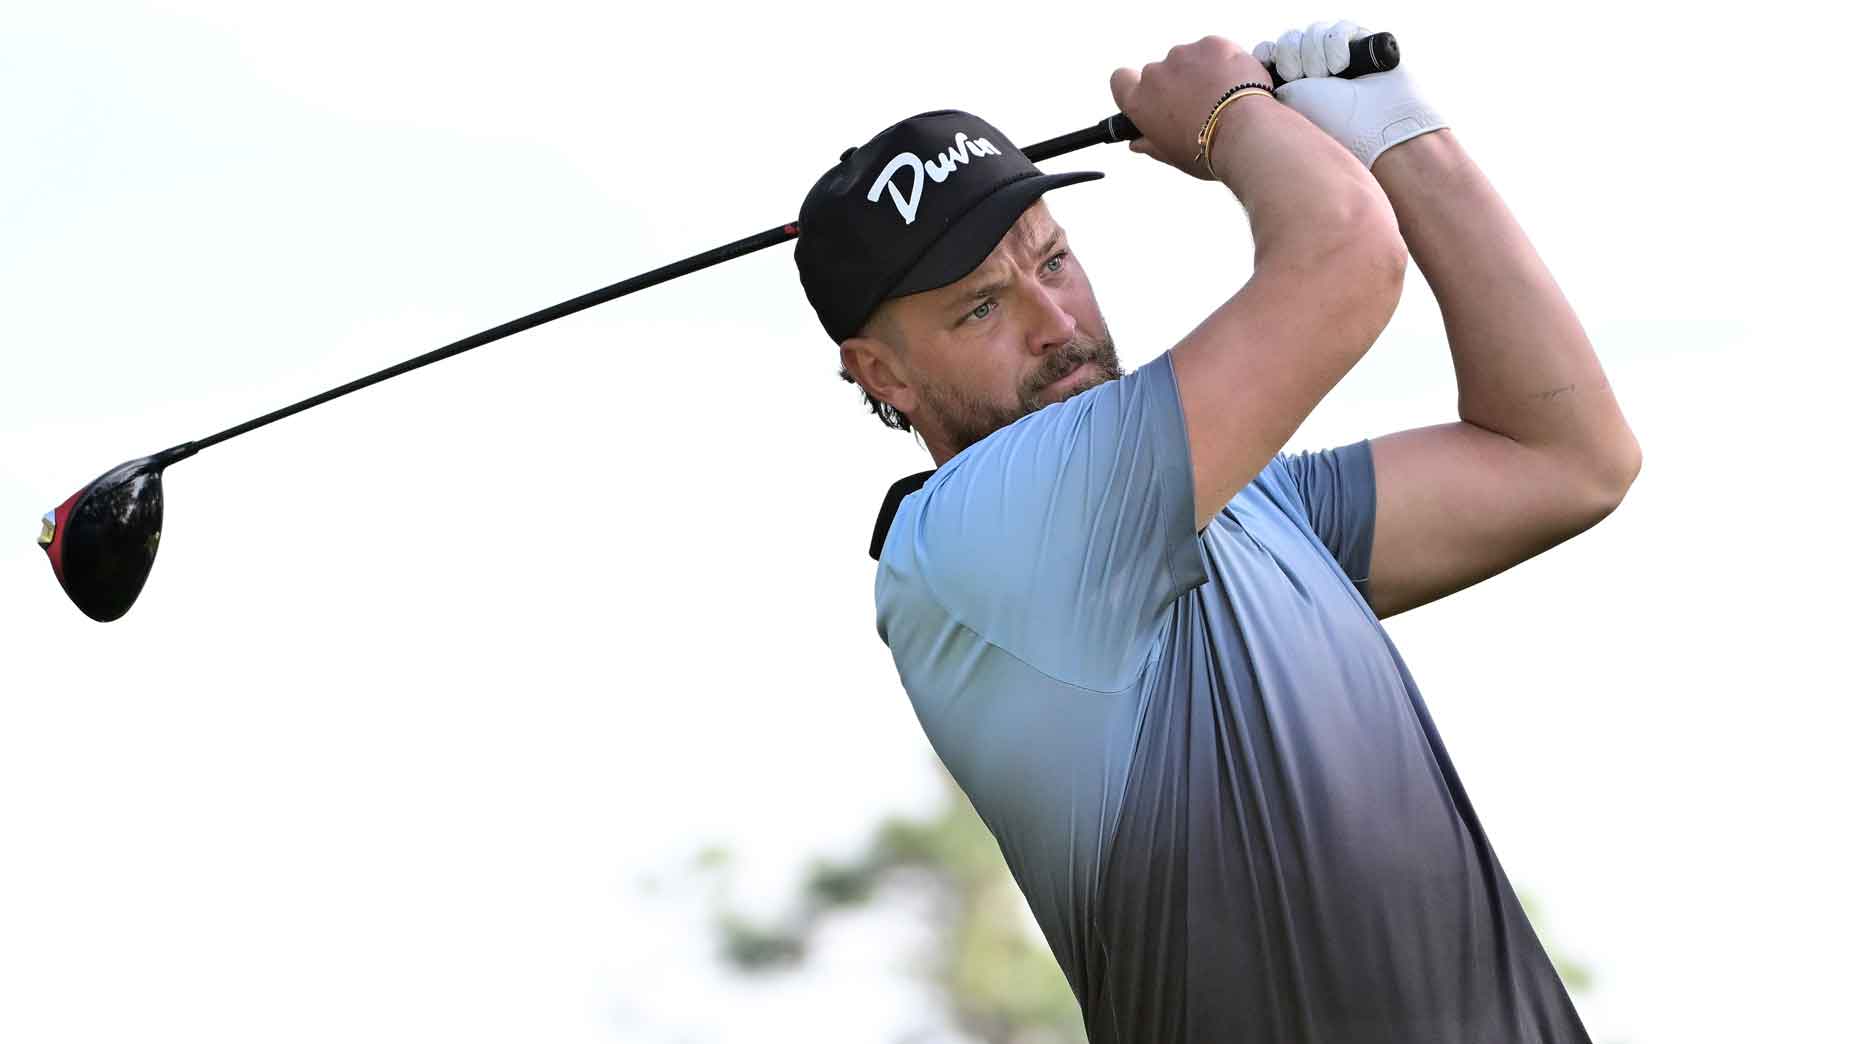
(916, 331, 1125, 456)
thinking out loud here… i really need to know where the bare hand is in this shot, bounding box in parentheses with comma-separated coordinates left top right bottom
(1109, 36, 1275, 181)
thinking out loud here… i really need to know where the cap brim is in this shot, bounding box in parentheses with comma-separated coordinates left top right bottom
(887, 170, 1103, 299)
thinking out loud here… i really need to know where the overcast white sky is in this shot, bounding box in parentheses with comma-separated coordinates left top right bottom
(3, 1, 1849, 1042)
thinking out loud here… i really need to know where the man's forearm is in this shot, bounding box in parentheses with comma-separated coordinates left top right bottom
(1373, 131, 1640, 488)
(1216, 97, 1401, 264)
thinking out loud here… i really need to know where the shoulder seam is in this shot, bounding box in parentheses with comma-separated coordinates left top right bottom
(932, 604, 1136, 697)
(896, 472, 1145, 697)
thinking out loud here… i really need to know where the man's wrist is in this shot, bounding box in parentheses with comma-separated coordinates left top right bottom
(1208, 92, 1283, 190)
(1370, 127, 1466, 188)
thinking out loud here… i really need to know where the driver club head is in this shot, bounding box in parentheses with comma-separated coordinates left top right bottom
(40, 444, 192, 622)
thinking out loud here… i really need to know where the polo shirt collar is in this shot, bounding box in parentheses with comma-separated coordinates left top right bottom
(868, 470, 935, 561)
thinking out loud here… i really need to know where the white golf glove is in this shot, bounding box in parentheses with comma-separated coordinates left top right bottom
(1254, 20, 1447, 170)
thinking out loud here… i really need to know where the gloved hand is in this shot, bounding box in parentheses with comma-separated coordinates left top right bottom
(1254, 21, 1447, 170)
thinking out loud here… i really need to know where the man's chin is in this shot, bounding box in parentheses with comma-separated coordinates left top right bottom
(1039, 360, 1115, 404)
(1059, 360, 1093, 388)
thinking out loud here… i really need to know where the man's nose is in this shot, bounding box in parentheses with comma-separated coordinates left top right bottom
(1025, 282, 1077, 355)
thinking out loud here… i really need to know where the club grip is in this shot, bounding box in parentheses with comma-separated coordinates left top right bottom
(1101, 31, 1399, 145)
(1272, 30, 1398, 88)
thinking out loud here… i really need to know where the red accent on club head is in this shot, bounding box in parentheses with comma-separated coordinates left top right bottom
(42, 484, 85, 586)
(784, 224, 799, 236)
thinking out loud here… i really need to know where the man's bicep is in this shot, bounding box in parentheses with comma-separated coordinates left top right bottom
(1278, 439, 1377, 597)
(1365, 422, 1625, 618)
(1172, 242, 1405, 530)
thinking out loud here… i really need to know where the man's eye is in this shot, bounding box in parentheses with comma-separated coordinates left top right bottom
(966, 299, 995, 323)
(1043, 251, 1069, 274)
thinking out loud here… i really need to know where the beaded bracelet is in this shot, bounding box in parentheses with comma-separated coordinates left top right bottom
(1194, 81, 1276, 180)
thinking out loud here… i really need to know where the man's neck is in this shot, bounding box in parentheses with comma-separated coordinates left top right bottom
(923, 429, 957, 468)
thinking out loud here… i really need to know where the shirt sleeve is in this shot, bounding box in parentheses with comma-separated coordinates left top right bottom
(1276, 438, 1377, 600)
(898, 351, 1207, 692)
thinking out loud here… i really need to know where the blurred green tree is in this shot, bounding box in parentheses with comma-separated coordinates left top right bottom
(703, 763, 1595, 1043)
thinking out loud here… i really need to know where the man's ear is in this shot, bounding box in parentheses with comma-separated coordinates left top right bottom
(840, 336, 918, 417)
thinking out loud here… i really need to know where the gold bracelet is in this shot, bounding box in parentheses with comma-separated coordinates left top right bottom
(1197, 85, 1275, 180)
(1194, 83, 1272, 167)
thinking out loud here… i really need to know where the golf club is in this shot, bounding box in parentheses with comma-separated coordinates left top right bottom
(39, 33, 1398, 622)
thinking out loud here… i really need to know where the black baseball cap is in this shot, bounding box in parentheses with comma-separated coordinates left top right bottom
(795, 110, 1103, 344)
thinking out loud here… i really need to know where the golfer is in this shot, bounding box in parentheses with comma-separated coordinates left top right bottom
(796, 24, 1638, 1043)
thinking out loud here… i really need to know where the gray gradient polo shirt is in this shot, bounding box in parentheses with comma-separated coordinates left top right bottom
(868, 352, 1590, 1043)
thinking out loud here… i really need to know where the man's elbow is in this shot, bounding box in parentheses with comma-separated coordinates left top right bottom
(1369, 234, 1409, 317)
(1334, 223, 1409, 334)
(1347, 184, 1409, 279)
(1584, 434, 1644, 519)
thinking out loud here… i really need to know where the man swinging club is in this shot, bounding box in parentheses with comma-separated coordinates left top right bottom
(795, 21, 1640, 1043)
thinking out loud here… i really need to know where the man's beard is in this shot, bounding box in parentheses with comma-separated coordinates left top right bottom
(918, 331, 1125, 456)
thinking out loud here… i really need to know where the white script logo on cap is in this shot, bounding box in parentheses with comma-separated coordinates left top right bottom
(866, 132, 1002, 226)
